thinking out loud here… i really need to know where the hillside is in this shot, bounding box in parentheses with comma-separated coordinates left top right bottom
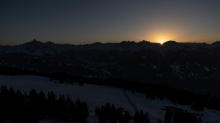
(0, 75, 219, 123)
(1, 40, 220, 97)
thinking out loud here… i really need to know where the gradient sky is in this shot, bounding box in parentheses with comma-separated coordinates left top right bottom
(1, 0, 220, 45)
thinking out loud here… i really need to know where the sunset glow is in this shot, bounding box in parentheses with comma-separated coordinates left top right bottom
(1, 1, 220, 45)
(158, 40, 165, 44)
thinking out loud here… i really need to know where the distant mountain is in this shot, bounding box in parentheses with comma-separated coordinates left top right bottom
(1, 39, 220, 96)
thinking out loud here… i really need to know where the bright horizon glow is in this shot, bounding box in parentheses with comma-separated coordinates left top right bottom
(158, 39, 166, 44)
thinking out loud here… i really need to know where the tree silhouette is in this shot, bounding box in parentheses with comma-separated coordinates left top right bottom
(164, 109, 172, 123)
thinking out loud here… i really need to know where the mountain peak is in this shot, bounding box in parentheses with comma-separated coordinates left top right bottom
(211, 41, 220, 46)
(30, 39, 42, 44)
(45, 41, 55, 45)
(24, 39, 43, 45)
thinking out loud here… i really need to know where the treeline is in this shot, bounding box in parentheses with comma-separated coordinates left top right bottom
(94, 102, 203, 123)
(164, 109, 202, 123)
(50, 73, 220, 112)
(1, 66, 220, 112)
(95, 102, 150, 123)
(0, 84, 203, 123)
(0, 85, 89, 123)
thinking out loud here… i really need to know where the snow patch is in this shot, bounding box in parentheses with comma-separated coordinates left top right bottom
(170, 64, 180, 72)
(102, 68, 111, 74)
(109, 56, 114, 59)
(140, 64, 145, 67)
(186, 62, 189, 69)
(204, 67, 209, 71)
(212, 67, 218, 71)
(151, 64, 158, 69)
(196, 62, 200, 66)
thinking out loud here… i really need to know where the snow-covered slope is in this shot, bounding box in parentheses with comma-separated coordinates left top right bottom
(0, 75, 219, 123)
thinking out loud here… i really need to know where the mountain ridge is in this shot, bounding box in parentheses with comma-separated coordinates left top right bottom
(1, 39, 220, 97)
(2, 40, 220, 56)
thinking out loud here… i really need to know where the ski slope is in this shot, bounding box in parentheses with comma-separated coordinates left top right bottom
(0, 75, 219, 123)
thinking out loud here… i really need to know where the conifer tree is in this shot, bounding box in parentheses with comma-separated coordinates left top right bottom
(164, 109, 172, 123)
(109, 104, 117, 123)
(197, 116, 203, 123)
(143, 112, 150, 123)
(133, 110, 140, 123)
(123, 111, 131, 123)
(173, 109, 182, 123)
(47, 91, 57, 118)
(29, 89, 38, 103)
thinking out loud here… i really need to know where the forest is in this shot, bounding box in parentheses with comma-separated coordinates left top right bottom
(0, 66, 218, 122)
(0, 85, 203, 123)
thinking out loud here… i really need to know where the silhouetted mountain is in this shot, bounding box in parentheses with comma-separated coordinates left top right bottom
(1, 39, 220, 97)
(211, 41, 220, 46)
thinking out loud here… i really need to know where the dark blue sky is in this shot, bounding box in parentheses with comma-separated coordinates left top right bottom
(1, 0, 220, 45)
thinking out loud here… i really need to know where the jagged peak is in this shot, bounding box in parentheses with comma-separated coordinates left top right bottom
(138, 40, 151, 44)
(45, 41, 55, 45)
(23, 39, 43, 46)
(120, 41, 136, 44)
(91, 42, 102, 45)
(30, 39, 42, 43)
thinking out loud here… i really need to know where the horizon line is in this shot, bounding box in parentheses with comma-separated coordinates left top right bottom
(1, 39, 220, 46)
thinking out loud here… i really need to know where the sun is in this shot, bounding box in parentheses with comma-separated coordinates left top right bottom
(158, 40, 165, 44)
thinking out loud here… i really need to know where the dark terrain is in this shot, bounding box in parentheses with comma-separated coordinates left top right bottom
(1, 40, 220, 97)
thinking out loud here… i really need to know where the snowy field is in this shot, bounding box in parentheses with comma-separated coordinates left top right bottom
(0, 75, 219, 123)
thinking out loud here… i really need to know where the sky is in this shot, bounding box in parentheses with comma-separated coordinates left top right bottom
(1, 0, 220, 45)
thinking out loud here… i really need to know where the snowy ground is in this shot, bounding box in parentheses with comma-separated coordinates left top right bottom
(0, 75, 220, 123)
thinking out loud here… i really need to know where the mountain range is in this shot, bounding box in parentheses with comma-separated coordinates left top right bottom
(1, 39, 220, 97)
